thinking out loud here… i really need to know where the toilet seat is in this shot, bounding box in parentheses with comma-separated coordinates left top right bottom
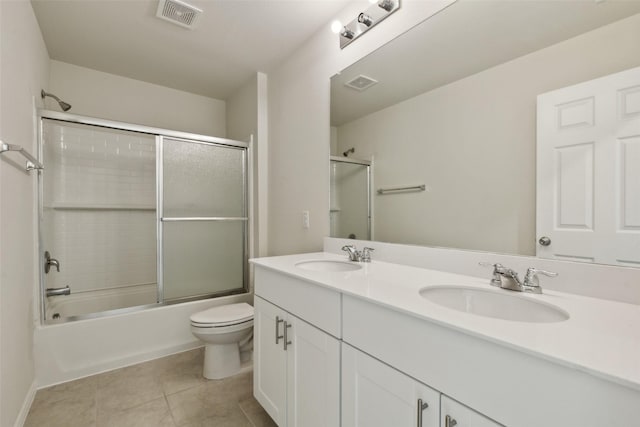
(190, 302, 254, 327)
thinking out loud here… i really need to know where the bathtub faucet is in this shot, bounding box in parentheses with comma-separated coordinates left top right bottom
(46, 286, 71, 297)
(44, 251, 60, 273)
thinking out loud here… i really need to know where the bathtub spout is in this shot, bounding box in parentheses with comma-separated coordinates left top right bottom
(46, 286, 71, 297)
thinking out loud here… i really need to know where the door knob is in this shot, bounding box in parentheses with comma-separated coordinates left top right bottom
(538, 236, 551, 246)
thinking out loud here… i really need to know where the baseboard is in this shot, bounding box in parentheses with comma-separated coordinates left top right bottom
(39, 341, 203, 389)
(14, 380, 37, 427)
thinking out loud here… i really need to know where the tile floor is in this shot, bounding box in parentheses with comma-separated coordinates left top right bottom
(25, 348, 277, 427)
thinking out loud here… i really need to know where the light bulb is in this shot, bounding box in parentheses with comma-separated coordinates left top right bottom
(331, 20, 343, 34)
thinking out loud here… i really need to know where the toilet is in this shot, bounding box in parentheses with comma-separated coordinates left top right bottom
(190, 302, 254, 380)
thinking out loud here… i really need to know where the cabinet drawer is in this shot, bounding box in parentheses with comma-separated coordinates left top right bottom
(254, 266, 341, 338)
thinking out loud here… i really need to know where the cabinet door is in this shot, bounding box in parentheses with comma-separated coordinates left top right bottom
(286, 315, 340, 427)
(441, 395, 503, 427)
(342, 344, 440, 427)
(254, 296, 287, 426)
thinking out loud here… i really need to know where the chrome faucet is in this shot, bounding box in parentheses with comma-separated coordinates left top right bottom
(361, 247, 374, 262)
(480, 262, 557, 294)
(46, 286, 71, 297)
(342, 245, 375, 262)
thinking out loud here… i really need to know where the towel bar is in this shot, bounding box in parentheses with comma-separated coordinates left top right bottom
(0, 141, 43, 171)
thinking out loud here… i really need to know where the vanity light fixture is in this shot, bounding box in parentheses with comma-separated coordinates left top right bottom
(378, 0, 395, 12)
(337, 0, 400, 49)
(358, 13, 373, 27)
(341, 27, 355, 40)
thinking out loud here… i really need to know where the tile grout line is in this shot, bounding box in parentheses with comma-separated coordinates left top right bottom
(238, 400, 257, 427)
(164, 391, 179, 427)
(93, 381, 99, 427)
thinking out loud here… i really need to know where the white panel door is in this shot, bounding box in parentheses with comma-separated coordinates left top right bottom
(254, 296, 287, 426)
(342, 344, 440, 427)
(537, 66, 640, 266)
(286, 315, 340, 427)
(441, 395, 503, 427)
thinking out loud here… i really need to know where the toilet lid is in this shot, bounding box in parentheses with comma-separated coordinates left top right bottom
(190, 303, 254, 326)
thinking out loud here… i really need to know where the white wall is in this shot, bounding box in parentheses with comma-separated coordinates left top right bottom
(227, 74, 259, 269)
(336, 13, 640, 256)
(0, 1, 50, 425)
(49, 60, 226, 137)
(227, 75, 258, 143)
(267, 0, 455, 255)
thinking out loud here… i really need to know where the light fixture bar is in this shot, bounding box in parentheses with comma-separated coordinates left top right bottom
(339, 0, 401, 49)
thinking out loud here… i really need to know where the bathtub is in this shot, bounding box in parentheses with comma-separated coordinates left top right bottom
(35, 292, 252, 387)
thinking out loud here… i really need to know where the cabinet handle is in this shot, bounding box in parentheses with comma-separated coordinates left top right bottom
(445, 415, 457, 427)
(275, 316, 284, 344)
(416, 399, 429, 427)
(284, 321, 292, 350)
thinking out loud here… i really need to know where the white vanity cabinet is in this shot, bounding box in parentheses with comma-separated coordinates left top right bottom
(253, 266, 342, 427)
(441, 396, 503, 427)
(342, 343, 440, 427)
(252, 254, 640, 427)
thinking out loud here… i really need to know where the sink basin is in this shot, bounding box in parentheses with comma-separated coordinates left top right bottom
(295, 260, 362, 272)
(419, 286, 569, 323)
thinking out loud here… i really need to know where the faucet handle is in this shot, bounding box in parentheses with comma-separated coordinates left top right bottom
(361, 247, 375, 262)
(523, 267, 558, 288)
(342, 245, 360, 261)
(479, 261, 503, 270)
(479, 262, 504, 287)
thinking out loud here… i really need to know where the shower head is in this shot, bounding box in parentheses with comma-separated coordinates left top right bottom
(343, 147, 355, 157)
(41, 90, 72, 112)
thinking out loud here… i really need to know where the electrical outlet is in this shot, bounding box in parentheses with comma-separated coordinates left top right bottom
(302, 210, 310, 229)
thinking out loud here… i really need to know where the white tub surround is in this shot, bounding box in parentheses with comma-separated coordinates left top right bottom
(251, 252, 640, 427)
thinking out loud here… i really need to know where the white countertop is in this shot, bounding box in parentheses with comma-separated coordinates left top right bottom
(251, 252, 640, 392)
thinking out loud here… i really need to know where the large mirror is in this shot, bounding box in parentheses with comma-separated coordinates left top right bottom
(330, 0, 640, 267)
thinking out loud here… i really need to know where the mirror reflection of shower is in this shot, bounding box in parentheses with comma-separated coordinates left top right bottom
(329, 156, 371, 241)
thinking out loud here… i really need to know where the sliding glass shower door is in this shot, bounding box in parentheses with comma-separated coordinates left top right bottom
(161, 137, 247, 301)
(39, 114, 249, 323)
(330, 157, 371, 240)
(40, 119, 158, 321)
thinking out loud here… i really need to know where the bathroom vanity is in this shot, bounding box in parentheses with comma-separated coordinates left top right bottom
(251, 252, 640, 427)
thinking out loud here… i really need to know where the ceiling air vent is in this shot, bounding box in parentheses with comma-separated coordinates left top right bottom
(156, 0, 202, 29)
(345, 75, 378, 92)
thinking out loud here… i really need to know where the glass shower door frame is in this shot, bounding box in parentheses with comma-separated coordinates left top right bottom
(37, 110, 250, 324)
(156, 135, 249, 304)
(330, 156, 372, 240)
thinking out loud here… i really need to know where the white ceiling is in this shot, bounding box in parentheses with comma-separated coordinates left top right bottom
(31, 0, 352, 100)
(331, 1, 640, 126)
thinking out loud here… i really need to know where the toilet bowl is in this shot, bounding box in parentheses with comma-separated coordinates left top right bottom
(190, 302, 254, 380)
